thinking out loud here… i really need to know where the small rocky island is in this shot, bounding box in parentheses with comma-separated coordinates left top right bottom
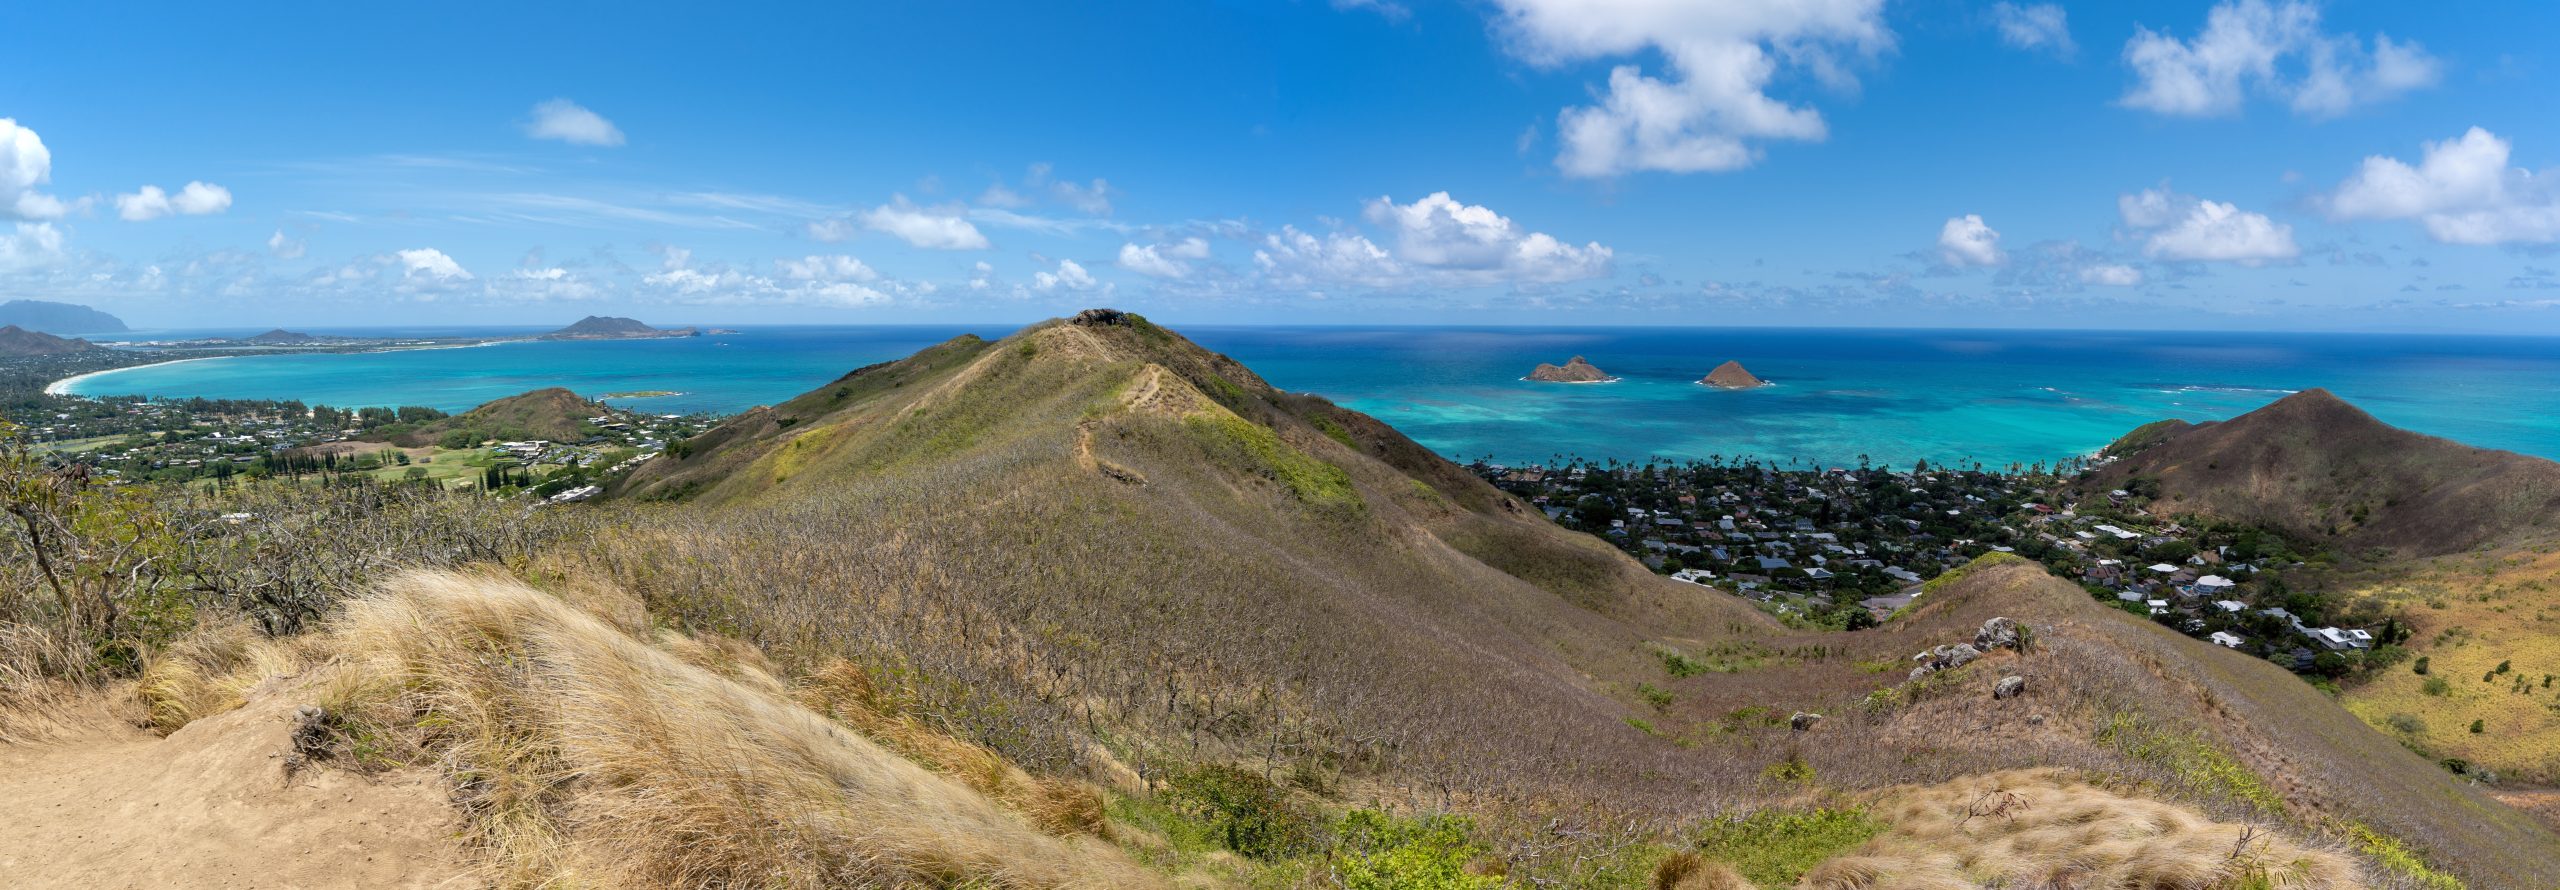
(1698, 360, 1770, 389)
(539, 316, 700, 341)
(246, 329, 320, 345)
(1526, 355, 1616, 383)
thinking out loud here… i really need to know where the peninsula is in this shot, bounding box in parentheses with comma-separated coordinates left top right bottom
(1698, 360, 1769, 389)
(1525, 355, 1615, 383)
(0, 325, 99, 357)
(539, 316, 699, 341)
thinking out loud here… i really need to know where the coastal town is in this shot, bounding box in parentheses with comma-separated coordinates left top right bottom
(1474, 453, 2401, 680)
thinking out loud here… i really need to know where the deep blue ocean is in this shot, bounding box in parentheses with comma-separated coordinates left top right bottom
(62, 325, 2560, 468)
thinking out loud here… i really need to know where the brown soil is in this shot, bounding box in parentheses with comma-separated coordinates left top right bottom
(0, 683, 469, 889)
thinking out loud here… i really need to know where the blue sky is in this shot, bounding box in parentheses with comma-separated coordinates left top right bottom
(3, 1, 2557, 331)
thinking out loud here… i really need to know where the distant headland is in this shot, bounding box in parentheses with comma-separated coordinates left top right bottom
(0, 300, 126, 335)
(1526, 355, 1616, 383)
(539, 316, 699, 341)
(1699, 360, 1770, 389)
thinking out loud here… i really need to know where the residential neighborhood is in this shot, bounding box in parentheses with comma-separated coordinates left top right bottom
(1474, 455, 2401, 678)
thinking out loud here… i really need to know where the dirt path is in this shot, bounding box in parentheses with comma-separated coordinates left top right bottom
(0, 683, 472, 889)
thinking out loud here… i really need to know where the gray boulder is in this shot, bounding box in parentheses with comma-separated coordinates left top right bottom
(1789, 712, 1822, 732)
(1994, 675, 2026, 700)
(1976, 617, 2022, 651)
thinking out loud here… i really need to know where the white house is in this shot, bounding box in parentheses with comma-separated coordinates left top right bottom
(2208, 631, 2245, 648)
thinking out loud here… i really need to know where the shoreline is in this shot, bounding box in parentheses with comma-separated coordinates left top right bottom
(44, 338, 523, 397)
(45, 355, 240, 396)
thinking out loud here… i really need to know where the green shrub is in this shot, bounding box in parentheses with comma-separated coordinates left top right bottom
(1329, 811, 1499, 890)
(1690, 807, 1884, 886)
(1162, 764, 1320, 860)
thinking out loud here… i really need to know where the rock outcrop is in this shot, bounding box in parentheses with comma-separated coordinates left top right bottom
(1993, 675, 2026, 700)
(1909, 617, 2029, 681)
(1527, 356, 1615, 383)
(1698, 360, 1769, 389)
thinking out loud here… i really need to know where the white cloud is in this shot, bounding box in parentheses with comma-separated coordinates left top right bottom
(395, 247, 473, 281)
(1991, 3, 2073, 57)
(804, 218, 859, 243)
(1033, 258, 1102, 292)
(2120, 0, 2438, 118)
(861, 197, 990, 249)
(2078, 263, 2144, 286)
(1117, 237, 1210, 279)
(2119, 187, 2297, 264)
(525, 99, 626, 147)
(1491, 0, 1891, 177)
(1360, 191, 1613, 282)
(0, 118, 72, 220)
(969, 261, 995, 290)
(778, 254, 879, 281)
(2327, 127, 2560, 245)
(115, 181, 233, 221)
(0, 222, 64, 269)
(1936, 214, 2005, 267)
(266, 229, 306, 260)
(1255, 228, 1406, 290)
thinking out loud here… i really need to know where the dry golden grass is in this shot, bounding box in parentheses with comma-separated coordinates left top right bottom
(1807, 769, 2364, 890)
(1654, 851, 1756, 890)
(2340, 548, 2560, 782)
(134, 620, 306, 734)
(327, 570, 1157, 889)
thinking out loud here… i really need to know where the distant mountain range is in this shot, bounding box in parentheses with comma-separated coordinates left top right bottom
(0, 300, 126, 335)
(539, 316, 697, 341)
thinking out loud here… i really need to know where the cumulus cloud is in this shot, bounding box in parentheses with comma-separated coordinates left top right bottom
(395, 247, 473, 282)
(1937, 214, 2005, 267)
(2120, 0, 2438, 118)
(1033, 258, 1102, 292)
(266, 229, 306, 260)
(1117, 237, 1210, 279)
(0, 118, 74, 220)
(2078, 263, 2144, 286)
(861, 197, 990, 249)
(115, 181, 233, 221)
(0, 222, 64, 269)
(2326, 127, 2560, 245)
(2119, 187, 2298, 264)
(1490, 0, 1891, 177)
(1360, 192, 1613, 282)
(1991, 3, 2073, 57)
(778, 254, 879, 281)
(524, 99, 626, 147)
(1254, 228, 1406, 290)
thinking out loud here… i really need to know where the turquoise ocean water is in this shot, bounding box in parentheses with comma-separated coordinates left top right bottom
(65, 325, 2560, 469)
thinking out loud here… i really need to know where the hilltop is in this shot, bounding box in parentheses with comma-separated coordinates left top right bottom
(1699, 360, 1769, 389)
(0, 324, 98, 357)
(375, 387, 601, 447)
(539, 315, 697, 340)
(1527, 354, 1614, 382)
(2081, 388, 2560, 556)
(0, 299, 125, 334)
